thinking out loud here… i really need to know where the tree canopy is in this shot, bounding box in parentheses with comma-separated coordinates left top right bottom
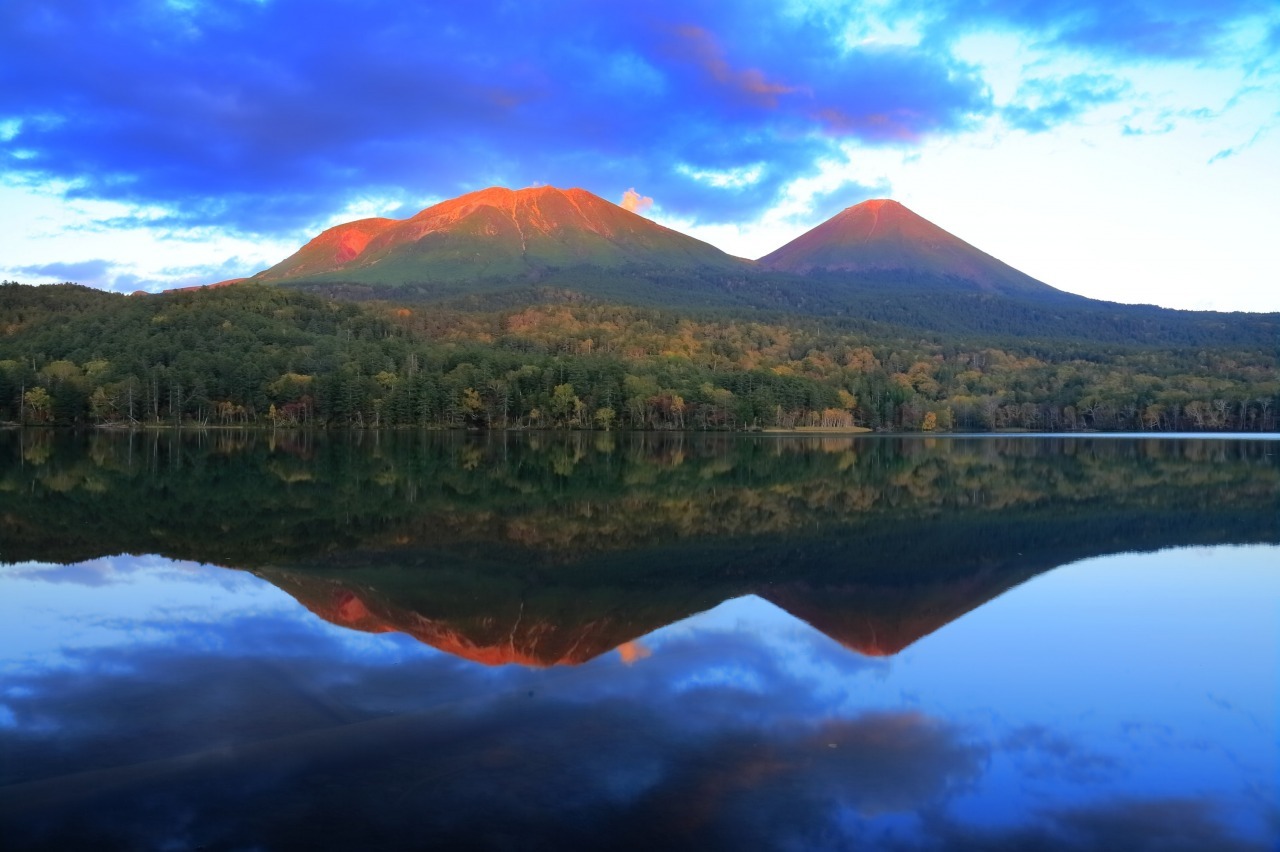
(1, 281, 1276, 432)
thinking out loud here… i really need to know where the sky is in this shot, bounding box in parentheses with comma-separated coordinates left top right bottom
(1, 0, 1277, 312)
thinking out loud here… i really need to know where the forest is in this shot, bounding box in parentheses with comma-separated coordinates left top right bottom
(1, 281, 1277, 432)
(5, 428, 1277, 569)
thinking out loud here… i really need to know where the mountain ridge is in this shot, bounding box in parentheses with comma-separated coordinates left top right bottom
(247, 187, 1071, 302)
(171, 185, 1278, 347)
(265, 569, 1042, 667)
(254, 185, 751, 284)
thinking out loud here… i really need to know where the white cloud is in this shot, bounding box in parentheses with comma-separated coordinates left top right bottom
(0, 182, 297, 291)
(812, 107, 1280, 312)
(666, 20, 1280, 313)
(620, 188, 654, 214)
(676, 163, 766, 189)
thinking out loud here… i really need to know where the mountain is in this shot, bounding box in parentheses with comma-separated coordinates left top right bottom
(263, 567, 724, 667)
(179, 185, 1279, 347)
(759, 199, 1069, 301)
(255, 186, 749, 285)
(259, 562, 1043, 667)
(253, 190, 1061, 301)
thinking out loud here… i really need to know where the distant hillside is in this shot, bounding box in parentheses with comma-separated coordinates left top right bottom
(0, 281, 118, 335)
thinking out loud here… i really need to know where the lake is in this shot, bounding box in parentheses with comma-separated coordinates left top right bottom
(1, 430, 1277, 850)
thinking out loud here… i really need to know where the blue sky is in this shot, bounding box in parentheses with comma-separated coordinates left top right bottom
(1, 0, 1277, 310)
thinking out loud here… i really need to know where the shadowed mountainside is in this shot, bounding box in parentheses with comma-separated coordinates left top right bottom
(256, 535, 1053, 665)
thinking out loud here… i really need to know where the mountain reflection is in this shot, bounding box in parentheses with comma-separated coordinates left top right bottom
(3, 562, 1272, 852)
(3, 430, 1278, 666)
(0, 599, 981, 850)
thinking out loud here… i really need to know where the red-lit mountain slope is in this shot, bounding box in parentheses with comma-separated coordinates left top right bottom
(255, 186, 748, 284)
(759, 199, 1066, 299)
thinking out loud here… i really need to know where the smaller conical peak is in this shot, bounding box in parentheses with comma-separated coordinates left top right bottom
(821, 198, 939, 242)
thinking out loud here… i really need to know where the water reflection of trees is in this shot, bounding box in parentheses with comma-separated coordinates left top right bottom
(2, 431, 1276, 566)
(5, 430, 1277, 664)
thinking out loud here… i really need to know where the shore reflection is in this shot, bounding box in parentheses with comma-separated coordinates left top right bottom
(2, 432, 1277, 850)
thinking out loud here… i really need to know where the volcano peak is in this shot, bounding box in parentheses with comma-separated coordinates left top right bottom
(758, 198, 1065, 299)
(256, 185, 746, 284)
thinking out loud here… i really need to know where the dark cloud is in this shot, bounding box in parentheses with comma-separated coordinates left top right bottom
(0, 0, 988, 236)
(4, 0, 1270, 244)
(1001, 724, 1120, 783)
(0, 614, 982, 850)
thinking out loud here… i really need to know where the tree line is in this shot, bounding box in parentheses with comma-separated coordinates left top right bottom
(1, 281, 1276, 432)
(6, 428, 1278, 569)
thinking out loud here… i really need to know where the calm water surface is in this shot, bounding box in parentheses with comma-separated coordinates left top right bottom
(1, 431, 1277, 850)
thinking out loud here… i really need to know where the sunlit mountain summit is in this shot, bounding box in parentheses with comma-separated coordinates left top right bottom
(220, 185, 1280, 347)
(247, 186, 1062, 302)
(759, 198, 1069, 301)
(254, 185, 748, 285)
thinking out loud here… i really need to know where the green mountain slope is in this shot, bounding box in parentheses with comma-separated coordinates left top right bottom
(759, 198, 1070, 301)
(255, 186, 750, 285)
(235, 188, 1279, 348)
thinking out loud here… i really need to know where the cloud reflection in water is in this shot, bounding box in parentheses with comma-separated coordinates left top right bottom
(0, 550, 1276, 851)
